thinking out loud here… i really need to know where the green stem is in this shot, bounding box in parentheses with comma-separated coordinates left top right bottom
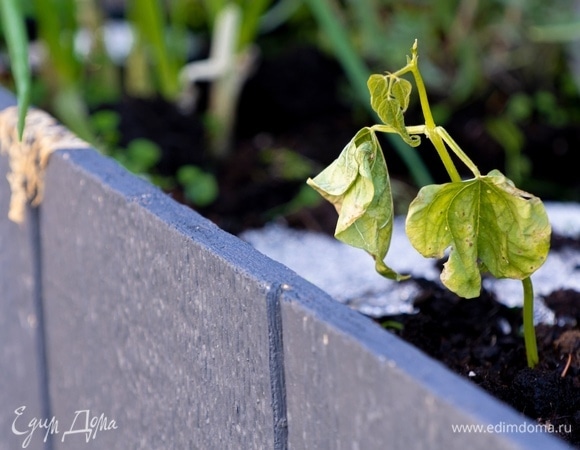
(408, 42, 462, 183)
(372, 124, 426, 135)
(522, 277, 539, 368)
(436, 127, 481, 177)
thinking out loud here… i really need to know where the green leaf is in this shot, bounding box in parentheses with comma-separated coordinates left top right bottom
(405, 170, 551, 298)
(307, 128, 408, 281)
(367, 74, 420, 147)
(177, 165, 219, 207)
(126, 139, 162, 173)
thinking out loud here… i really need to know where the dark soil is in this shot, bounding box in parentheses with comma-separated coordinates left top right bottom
(106, 44, 580, 447)
(108, 45, 359, 235)
(381, 278, 580, 447)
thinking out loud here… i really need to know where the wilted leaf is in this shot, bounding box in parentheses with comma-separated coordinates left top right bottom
(367, 74, 420, 147)
(307, 128, 408, 281)
(405, 169, 551, 298)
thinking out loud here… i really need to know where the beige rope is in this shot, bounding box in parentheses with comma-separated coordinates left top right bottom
(0, 106, 90, 223)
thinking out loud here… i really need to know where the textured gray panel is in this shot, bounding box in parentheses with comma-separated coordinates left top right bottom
(39, 149, 291, 449)
(0, 105, 48, 449)
(280, 288, 571, 450)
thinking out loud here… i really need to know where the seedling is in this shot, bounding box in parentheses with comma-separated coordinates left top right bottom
(554, 329, 580, 378)
(307, 41, 551, 368)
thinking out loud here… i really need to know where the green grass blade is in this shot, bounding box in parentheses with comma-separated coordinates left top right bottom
(346, 0, 384, 58)
(0, 0, 31, 139)
(129, 0, 180, 99)
(33, 0, 79, 84)
(168, 0, 190, 68)
(238, 0, 271, 49)
(200, 0, 226, 24)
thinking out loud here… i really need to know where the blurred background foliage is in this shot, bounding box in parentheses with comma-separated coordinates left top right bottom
(1, 0, 580, 207)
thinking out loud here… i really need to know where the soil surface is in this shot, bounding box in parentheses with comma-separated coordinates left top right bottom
(382, 277, 580, 447)
(106, 44, 580, 447)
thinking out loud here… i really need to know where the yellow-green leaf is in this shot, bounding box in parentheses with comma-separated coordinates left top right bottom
(307, 128, 408, 281)
(367, 74, 420, 148)
(405, 169, 551, 298)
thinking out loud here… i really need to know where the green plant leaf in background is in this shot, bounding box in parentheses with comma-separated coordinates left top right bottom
(177, 165, 219, 207)
(406, 169, 551, 298)
(368, 74, 420, 148)
(128, 0, 183, 100)
(485, 117, 529, 186)
(0, 0, 31, 139)
(307, 127, 408, 281)
(125, 138, 162, 174)
(31, 0, 99, 143)
(110, 138, 161, 176)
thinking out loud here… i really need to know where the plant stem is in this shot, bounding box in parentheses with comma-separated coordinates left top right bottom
(522, 277, 539, 368)
(372, 124, 426, 135)
(408, 42, 462, 183)
(436, 127, 481, 177)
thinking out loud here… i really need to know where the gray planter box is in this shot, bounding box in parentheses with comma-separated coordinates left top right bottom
(0, 88, 572, 449)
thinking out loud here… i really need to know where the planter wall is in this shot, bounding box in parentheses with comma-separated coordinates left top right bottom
(0, 92, 49, 450)
(0, 88, 572, 449)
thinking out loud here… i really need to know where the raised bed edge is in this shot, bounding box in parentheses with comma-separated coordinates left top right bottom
(0, 88, 572, 449)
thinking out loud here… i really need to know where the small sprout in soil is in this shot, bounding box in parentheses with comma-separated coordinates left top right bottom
(554, 329, 580, 378)
(307, 40, 551, 368)
(381, 320, 404, 332)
